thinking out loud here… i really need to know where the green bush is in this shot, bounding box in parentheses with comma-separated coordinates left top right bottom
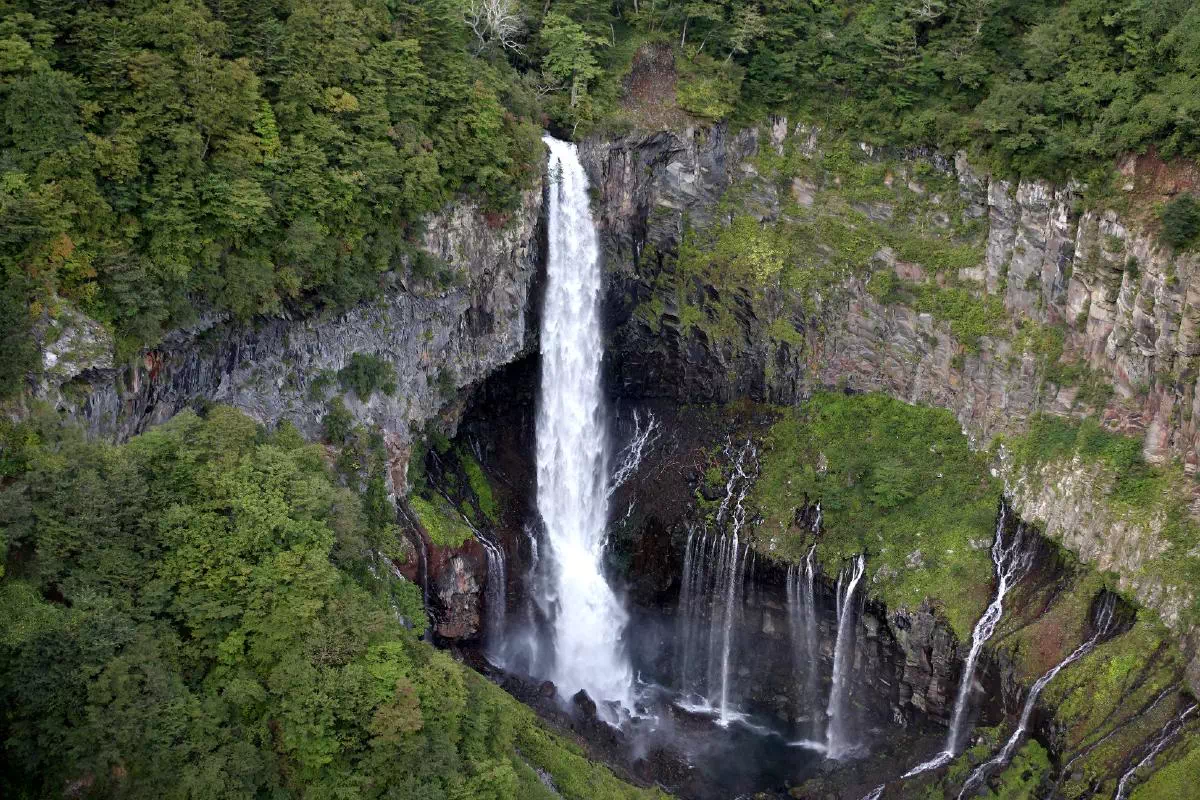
(338, 353, 397, 399)
(676, 52, 742, 120)
(322, 397, 354, 443)
(1160, 195, 1200, 250)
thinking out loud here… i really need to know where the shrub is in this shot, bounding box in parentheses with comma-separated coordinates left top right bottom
(323, 397, 354, 443)
(1160, 195, 1200, 250)
(338, 353, 397, 399)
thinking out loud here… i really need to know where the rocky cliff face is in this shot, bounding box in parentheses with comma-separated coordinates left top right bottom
(582, 124, 1200, 464)
(579, 123, 1200, 691)
(33, 189, 544, 491)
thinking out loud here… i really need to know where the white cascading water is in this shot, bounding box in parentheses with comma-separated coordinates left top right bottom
(674, 439, 757, 725)
(904, 506, 1034, 777)
(536, 135, 633, 715)
(608, 409, 660, 497)
(478, 532, 508, 664)
(786, 545, 822, 739)
(1114, 701, 1197, 800)
(957, 593, 1121, 799)
(714, 440, 755, 725)
(826, 554, 866, 759)
(1057, 683, 1176, 786)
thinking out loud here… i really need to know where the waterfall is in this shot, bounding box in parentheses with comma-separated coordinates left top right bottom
(478, 532, 507, 664)
(1114, 702, 1197, 800)
(787, 545, 822, 738)
(536, 135, 632, 715)
(714, 440, 754, 725)
(904, 507, 1034, 777)
(861, 786, 885, 800)
(674, 439, 757, 725)
(957, 593, 1121, 799)
(826, 554, 866, 759)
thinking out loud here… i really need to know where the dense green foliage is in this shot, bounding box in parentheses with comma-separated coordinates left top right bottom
(338, 353, 398, 399)
(615, 0, 1200, 177)
(0, 407, 660, 800)
(1160, 194, 1200, 250)
(751, 392, 999, 636)
(1, 0, 542, 389)
(7, 0, 1200, 396)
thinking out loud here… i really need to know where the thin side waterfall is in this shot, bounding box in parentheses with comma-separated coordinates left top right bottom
(1114, 702, 1198, 800)
(674, 440, 757, 724)
(714, 440, 755, 725)
(904, 507, 1035, 777)
(675, 524, 704, 693)
(826, 554, 866, 759)
(957, 593, 1122, 799)
(1057, 684, 1176, 786)
(536, 135, 632, 715)
(478, 532, 507, 664)
(786, 545, 822, 738)
(608, 409, 660, 496)
(499, 522, 545, 677)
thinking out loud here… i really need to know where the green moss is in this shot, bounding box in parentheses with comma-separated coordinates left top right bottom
(750, 392, 999, 637)
(981, 739, 1051, 799)
(460, 449, 499, 525)
(767, 316, 804, 347)
(634, 294, 665, 333)
(408, 495, 475, 548)
(907, 282, 1008, 352)
(887, 230, 984, 275)
(679, 303, 705, 336)
(1130, 736, 1200, 800)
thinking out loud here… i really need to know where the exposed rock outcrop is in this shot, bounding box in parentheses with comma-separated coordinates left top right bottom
(35, 189, 544, 486)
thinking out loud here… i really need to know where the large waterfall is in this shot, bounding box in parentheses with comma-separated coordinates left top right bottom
(905, 506, 1034, 777)
(826, 554, 866, 759)
(536, 135, 632, 715)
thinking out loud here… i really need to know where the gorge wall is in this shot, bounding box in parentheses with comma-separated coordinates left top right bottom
(578, 122, 1200, 691)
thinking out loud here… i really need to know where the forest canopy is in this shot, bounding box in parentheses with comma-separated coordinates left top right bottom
(0, 406, 661, 800)
(4, 0, 1200, 391)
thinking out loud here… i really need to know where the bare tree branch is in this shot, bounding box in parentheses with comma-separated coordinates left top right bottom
(465, 0, 525, 55)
